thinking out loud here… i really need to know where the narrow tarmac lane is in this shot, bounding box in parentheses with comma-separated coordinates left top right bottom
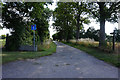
(2, 41, 118, 78)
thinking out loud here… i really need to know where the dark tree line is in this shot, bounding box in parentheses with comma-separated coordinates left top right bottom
(116, 30, 120, 42)
(53, 2, 120, 47)
(53, 27, 100, 41)
(53, 27, 120, 42)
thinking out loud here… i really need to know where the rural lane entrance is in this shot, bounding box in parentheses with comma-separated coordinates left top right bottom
(2, 41, 118, 78)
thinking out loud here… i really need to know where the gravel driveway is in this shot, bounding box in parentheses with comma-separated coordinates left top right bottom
(2, 41, 119, 78)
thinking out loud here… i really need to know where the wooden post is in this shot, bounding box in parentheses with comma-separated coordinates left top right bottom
(112, 30, 115, 51)
(5, 34, 9, 51)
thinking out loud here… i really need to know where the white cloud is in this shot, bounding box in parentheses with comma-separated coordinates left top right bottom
(0, 28, 11, 36)
(83, 19, 118, 35)
(48, 0, 58, 38)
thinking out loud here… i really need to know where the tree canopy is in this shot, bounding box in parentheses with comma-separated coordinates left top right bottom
(53, 2, 120, 47)
(88, 2, 120, 47)
(2, 1, 120, 51)
(53, 2, 90, 42)
(2, 2, 52, 51)
(53, 2, 75, 41)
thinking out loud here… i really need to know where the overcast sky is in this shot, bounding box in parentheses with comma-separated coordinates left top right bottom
(0, 0, 118, 38)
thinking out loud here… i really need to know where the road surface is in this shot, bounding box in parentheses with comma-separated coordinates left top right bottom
(2, 41, 119, 78)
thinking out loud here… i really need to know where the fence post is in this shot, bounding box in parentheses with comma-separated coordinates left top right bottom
(5, 34, 9, 51)
(112, 30, 115, 51)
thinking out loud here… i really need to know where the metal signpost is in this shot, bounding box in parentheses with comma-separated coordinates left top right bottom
(31, 24, 37, 51)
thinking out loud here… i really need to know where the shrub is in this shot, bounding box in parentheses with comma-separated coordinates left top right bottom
(1, 35, 6, 39)
(37, 39, 51, 51)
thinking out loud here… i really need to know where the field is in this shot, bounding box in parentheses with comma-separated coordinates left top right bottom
(69, 39, 119, 54)
(1, 41, 56, 64)
(115, 43, 120, 54)
(62, 40, 120, 67)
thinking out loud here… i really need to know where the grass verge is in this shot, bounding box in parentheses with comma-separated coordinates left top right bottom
(2, 42, 56, 64)
(62, 41, 120, 68)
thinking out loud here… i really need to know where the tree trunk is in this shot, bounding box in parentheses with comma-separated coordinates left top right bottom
(76, 14, 80, 43)
(99, 19, 106, 47)
(98, 2, 106, 47)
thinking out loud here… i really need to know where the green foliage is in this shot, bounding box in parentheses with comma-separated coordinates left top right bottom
(106, 35, 113, 49)
(53, 2, 75, 41)
(84, 27, 99, 41)
(0, 39, 6, 48)
(1, 35, 6, 39)
(70, 27, 100, 41)
(72, 2, 90, 41)
(52, 32, 63, 41)
(88, 2, 120, 22)
(28, 3, 52, 42)
(2, 2, 52, 51)
(2, 2, 30, 50)
(37, 39, 52, 51)
(52, 33, 58, 41)
(53, 2, 90, 41)
(88, 2, 120, 47)
(115, 29, 120, 42)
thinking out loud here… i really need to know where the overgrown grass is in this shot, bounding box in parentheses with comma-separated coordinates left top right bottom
(62, 41, 120, 68)
(2, 42, 56, 64)
(69, 40, 119, 53)
(0, 39, 6, 48)
(37, 40, 51, 51)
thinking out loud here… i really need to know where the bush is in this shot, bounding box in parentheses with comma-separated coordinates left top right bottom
(5, 35, 20, 51)
(37, 39, 51, 51)
(1, 35, 6, 39)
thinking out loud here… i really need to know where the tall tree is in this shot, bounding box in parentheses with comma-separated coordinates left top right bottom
(72, 2, 90, 42)
(28, 3, 52, 42)
(53, 2, 90, 41)
(88, 2, 120, 47)
(2, 2, 27, 50)
(53, 2, 75, 41)
(2, 2, 52, 50)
